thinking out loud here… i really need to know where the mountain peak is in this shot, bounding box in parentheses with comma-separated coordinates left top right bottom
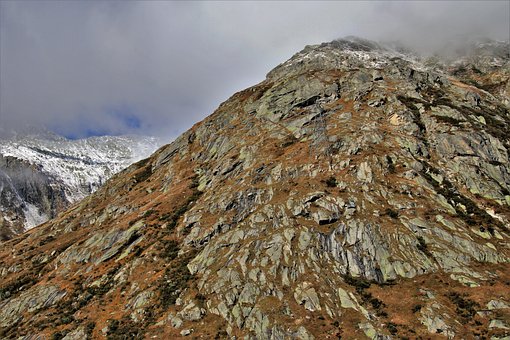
(1, 39, 510, 339)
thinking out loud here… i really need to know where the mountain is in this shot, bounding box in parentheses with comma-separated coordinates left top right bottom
(0, 132, 161, 239)
(0, 37, 509, 339)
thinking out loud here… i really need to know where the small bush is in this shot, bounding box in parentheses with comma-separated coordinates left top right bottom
(105, 317, 144, 339)
(161, 240, 179, 260)
(385, 208, 399, 219)
(51, 330, 69, 340)
(447, 292, 479, 320)
(412, 304, 423, 313)
(85, 322, 95, 337)
(159, 250, 197, 309)
(325, 176, 338, 188)
(387, 322, 398, 335)
(370, 297, 384, 309)
(195, 293, 207, 307)
(416, 236, 432, 257)
(143, 209, 155, 218)
(189, 175, 200, 189)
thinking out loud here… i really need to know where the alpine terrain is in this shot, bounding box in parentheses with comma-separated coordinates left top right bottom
(0, 131, 160, 239)
(0, 37, 509, 339)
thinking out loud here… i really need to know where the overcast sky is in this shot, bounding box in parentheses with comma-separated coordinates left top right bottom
(1, 1, 508, 140)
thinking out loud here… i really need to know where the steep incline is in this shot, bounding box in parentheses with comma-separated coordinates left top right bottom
(0, 133, 160, 239)
(0, 38, 509, 339)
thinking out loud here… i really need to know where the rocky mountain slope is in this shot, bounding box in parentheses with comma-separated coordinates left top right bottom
(0, 37, 509, 339)
(0, 132, 160, 239)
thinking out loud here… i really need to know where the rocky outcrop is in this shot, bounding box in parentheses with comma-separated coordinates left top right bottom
(0, 155, 68, 240)
(0, 37, 509, 339)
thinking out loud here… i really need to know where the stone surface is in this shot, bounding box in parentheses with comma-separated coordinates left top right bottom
(1, 37, 509, 339)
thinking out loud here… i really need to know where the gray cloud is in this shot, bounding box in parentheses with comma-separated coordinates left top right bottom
(1, 1, 508, 140)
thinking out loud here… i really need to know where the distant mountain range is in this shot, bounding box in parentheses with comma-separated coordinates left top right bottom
(0, 131, 161, 239)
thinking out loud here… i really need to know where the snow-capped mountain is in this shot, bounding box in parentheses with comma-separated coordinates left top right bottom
(0, 131, 162, 239)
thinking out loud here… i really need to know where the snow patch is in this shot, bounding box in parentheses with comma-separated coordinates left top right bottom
(24, 203, 48, 230)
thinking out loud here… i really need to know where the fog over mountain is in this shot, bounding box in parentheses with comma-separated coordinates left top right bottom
(0, 1, 508, 140)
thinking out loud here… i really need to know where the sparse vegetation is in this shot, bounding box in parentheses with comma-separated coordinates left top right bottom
(0, 275, 35, 300)
(419, 160, 506, 233)
(412, 304, 423, 313)
(385, 208, 399, 219)
(143, 209, 156, 218)
(386, 155, 396, 173)
(387, 322, 398, 335)
(343, 274, 387, 317)
(159, 250, 197, 309)
(106, 317, 143, 339)
(161, 239, 179, 260)
(325, 176, 338, 188)
(159, 175, 203, 231)
(416, 236, 432, 257)
(86, 265, 121, 298)
(447, 292, 479, 320)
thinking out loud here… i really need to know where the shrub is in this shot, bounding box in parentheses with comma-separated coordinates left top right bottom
(85, 321, 95, 337)
(416, 236, 432, 257)
(412, 304, 423, 313)
(447, 292, 479, 320)
(161, 240, 179, 260)
(51, 330, 69, 340)
(143, 209, 155, 218)
(387, 322, 398, 335)
(325, 176, 338, 188)
(159, 250, 197, 309)
(106, 318, 143, 340)
(385, 208, 399, 219)
(386, 155, 396, 174)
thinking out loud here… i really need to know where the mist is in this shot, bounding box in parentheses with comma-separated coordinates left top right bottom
(1, 1, 508, 141)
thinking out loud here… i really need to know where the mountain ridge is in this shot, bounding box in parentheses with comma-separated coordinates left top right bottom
(0, 37, 509, 339)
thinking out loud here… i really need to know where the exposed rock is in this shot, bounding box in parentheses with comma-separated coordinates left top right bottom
(294, 282, 321, 312)
(180, 328, 193, 336)
(1, 37, 510, 339)
(0, 285, 66, 328)
(489, 319, 510, 330)
(62, 326, 87, 340)
(487, 300, 510, 310)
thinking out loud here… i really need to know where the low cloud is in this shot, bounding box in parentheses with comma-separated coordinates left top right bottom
(1, 1, 508, 140)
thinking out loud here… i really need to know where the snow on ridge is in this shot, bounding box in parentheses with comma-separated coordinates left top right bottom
(0, 134, 161, 203)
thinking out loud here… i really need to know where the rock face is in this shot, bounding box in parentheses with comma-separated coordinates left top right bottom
(0, 132, 160, 239)
(0, 37, 509, 339)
